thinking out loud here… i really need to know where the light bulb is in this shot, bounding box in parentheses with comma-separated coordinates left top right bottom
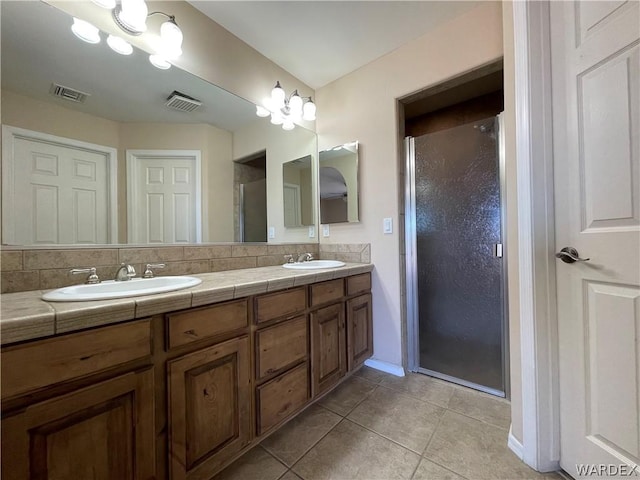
(302, 100, 316, 121)
(149, 54, 171, 70)
(256, 105, 270, 117)
(271, 81, 285, 109)
(159, 19, 183, 59)
(107, 35, 133, 55)
(71, 18, 101, 44)
(91, 0, 116, 8)
(119, 0, 148, 34)
(289, 91, 303, 116)
(270, 113, 284, 125)
(282, 119, 295, 131)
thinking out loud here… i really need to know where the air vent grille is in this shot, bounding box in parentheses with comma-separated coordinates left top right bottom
(165, 91, 202, 112)
(49, 83, 89, 103)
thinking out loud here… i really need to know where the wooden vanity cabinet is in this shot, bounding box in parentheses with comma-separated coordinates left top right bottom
(253, 287, 310, 436)
(0, 271, 373, 480)
(167, 336, 251, 480)
(0, 320, 155, 480)
(347, 293, 373, 371)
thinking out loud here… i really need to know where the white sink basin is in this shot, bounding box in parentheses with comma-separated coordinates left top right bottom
(282, 260, 346, 270)
(42, 276, 203, 302)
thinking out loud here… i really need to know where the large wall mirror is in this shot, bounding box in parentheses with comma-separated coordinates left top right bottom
(0, 1, 317, 246)
(319, 141, 359, 224)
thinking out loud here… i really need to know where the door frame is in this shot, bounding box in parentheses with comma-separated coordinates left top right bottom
(126, 149, 202, 243)
(510, 0, 560, 472)
(1, 125, 119, 244)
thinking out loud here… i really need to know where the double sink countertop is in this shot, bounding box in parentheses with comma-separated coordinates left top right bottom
(0, 263, 374, 346)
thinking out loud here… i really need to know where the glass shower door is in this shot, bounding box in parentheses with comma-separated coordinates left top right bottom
(411, 116, 505, 395)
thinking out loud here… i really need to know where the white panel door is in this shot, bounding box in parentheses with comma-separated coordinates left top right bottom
(551, 1, 639, 476)
(128, 151, 201, 244)
(10, 137, 109, 244)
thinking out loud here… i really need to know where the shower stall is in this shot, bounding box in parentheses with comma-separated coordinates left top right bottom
(405, 114, 507, 396)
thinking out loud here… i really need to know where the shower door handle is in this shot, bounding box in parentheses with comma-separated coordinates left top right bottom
(494, 244, 503, 258)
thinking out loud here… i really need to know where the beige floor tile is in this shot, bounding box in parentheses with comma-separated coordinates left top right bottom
(213, 446, 287, 480)
(412, 458, 466, 480)
(348, 386, 444, 453)
(447, 387, 511, 429)
(292, 419, 421, 480)
(261, 404, 342, 467)
(424, 411, 546, 480)
(318, 376, 377, 416)
(380, 372, 456, 407)
(279, 471, 303, 480)
(353, 365, 388, 384)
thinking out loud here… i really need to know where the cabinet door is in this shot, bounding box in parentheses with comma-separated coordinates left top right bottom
(1, 368, 155, 480)
(167, 336, 251, 480)
(311, 303, 346, 396)
(347, 293, 373, 371)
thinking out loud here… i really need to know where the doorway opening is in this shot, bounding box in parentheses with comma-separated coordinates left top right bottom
(401, 62, 508, 396)
(234, 152, 267, 242)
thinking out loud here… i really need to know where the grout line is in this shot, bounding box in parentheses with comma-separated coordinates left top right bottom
(258, 444, 290, 475)
(343, 415, 429, 458)
(440, 407, 511, 433)
(288, 417, 348, 477)
(375, 382, 452, 411)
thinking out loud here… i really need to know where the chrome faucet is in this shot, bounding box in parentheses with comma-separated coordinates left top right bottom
(297, 252, 314, 263)
(114, 263, 136, 281)
(70, 267, 100, 284)
(143, 263, 165, 278)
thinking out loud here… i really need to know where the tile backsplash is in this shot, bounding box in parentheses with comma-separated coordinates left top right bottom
(1, 243, 370, 294)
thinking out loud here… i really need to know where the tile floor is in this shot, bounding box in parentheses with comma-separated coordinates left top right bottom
(214, 367, 565, 480)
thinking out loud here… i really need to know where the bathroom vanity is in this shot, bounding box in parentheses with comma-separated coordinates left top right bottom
(0, 264, 373, 479)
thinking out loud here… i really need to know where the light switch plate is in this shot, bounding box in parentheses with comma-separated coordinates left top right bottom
(322, 224, 330, 237)
(268, 226, 275, 239)
(308, 226, 315, 238)
(383, 217, 393, 234)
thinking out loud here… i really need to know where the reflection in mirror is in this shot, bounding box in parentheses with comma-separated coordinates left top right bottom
(319, 142, 359, 224)
(283, 156, 313, 228)
(0, 1, 317, 246)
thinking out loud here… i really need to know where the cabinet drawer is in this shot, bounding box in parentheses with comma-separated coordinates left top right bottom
(255, 287, 306, 324)
(1, 319, 151, 400)
(347, 273, 371, 296)
(167, 299, 248, 349)
(256, 316, 308, 381)
(256, 362, 309, 435)
(310, 279, 344, 307)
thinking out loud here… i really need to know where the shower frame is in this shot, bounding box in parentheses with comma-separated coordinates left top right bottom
(403, 113, 510, 397)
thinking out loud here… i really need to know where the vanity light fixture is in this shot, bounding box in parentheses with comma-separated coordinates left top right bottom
(256, 81, 317, 131)
(71, 18, 101, 44)
(70, 0, 184, 70)
(107, 34, 133, 55)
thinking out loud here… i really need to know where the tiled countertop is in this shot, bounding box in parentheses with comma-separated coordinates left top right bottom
(0, 263, 373, 346)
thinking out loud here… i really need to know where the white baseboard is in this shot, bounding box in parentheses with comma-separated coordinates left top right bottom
(508, 425, 524, 460)
(364, 358, 405, 377)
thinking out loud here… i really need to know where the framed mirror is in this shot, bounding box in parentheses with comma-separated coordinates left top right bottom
(282, 155, 314, 228)
(319, 141, 359, 224)
(1, 1, 317, 246)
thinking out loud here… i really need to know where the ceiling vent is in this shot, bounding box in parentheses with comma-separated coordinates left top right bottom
(49, 83, 90, 103)
(165, 91, 202, 113)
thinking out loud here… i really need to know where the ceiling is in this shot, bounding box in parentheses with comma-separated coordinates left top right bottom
(187, 1, 479, 90)
(1, 1, 256, 131)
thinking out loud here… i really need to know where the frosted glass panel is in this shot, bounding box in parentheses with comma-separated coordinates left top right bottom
(414, 117, 504, 392)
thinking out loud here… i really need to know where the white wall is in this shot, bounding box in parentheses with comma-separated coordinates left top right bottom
(233, 119, 317, 242)
(315, 0, 504, 379)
